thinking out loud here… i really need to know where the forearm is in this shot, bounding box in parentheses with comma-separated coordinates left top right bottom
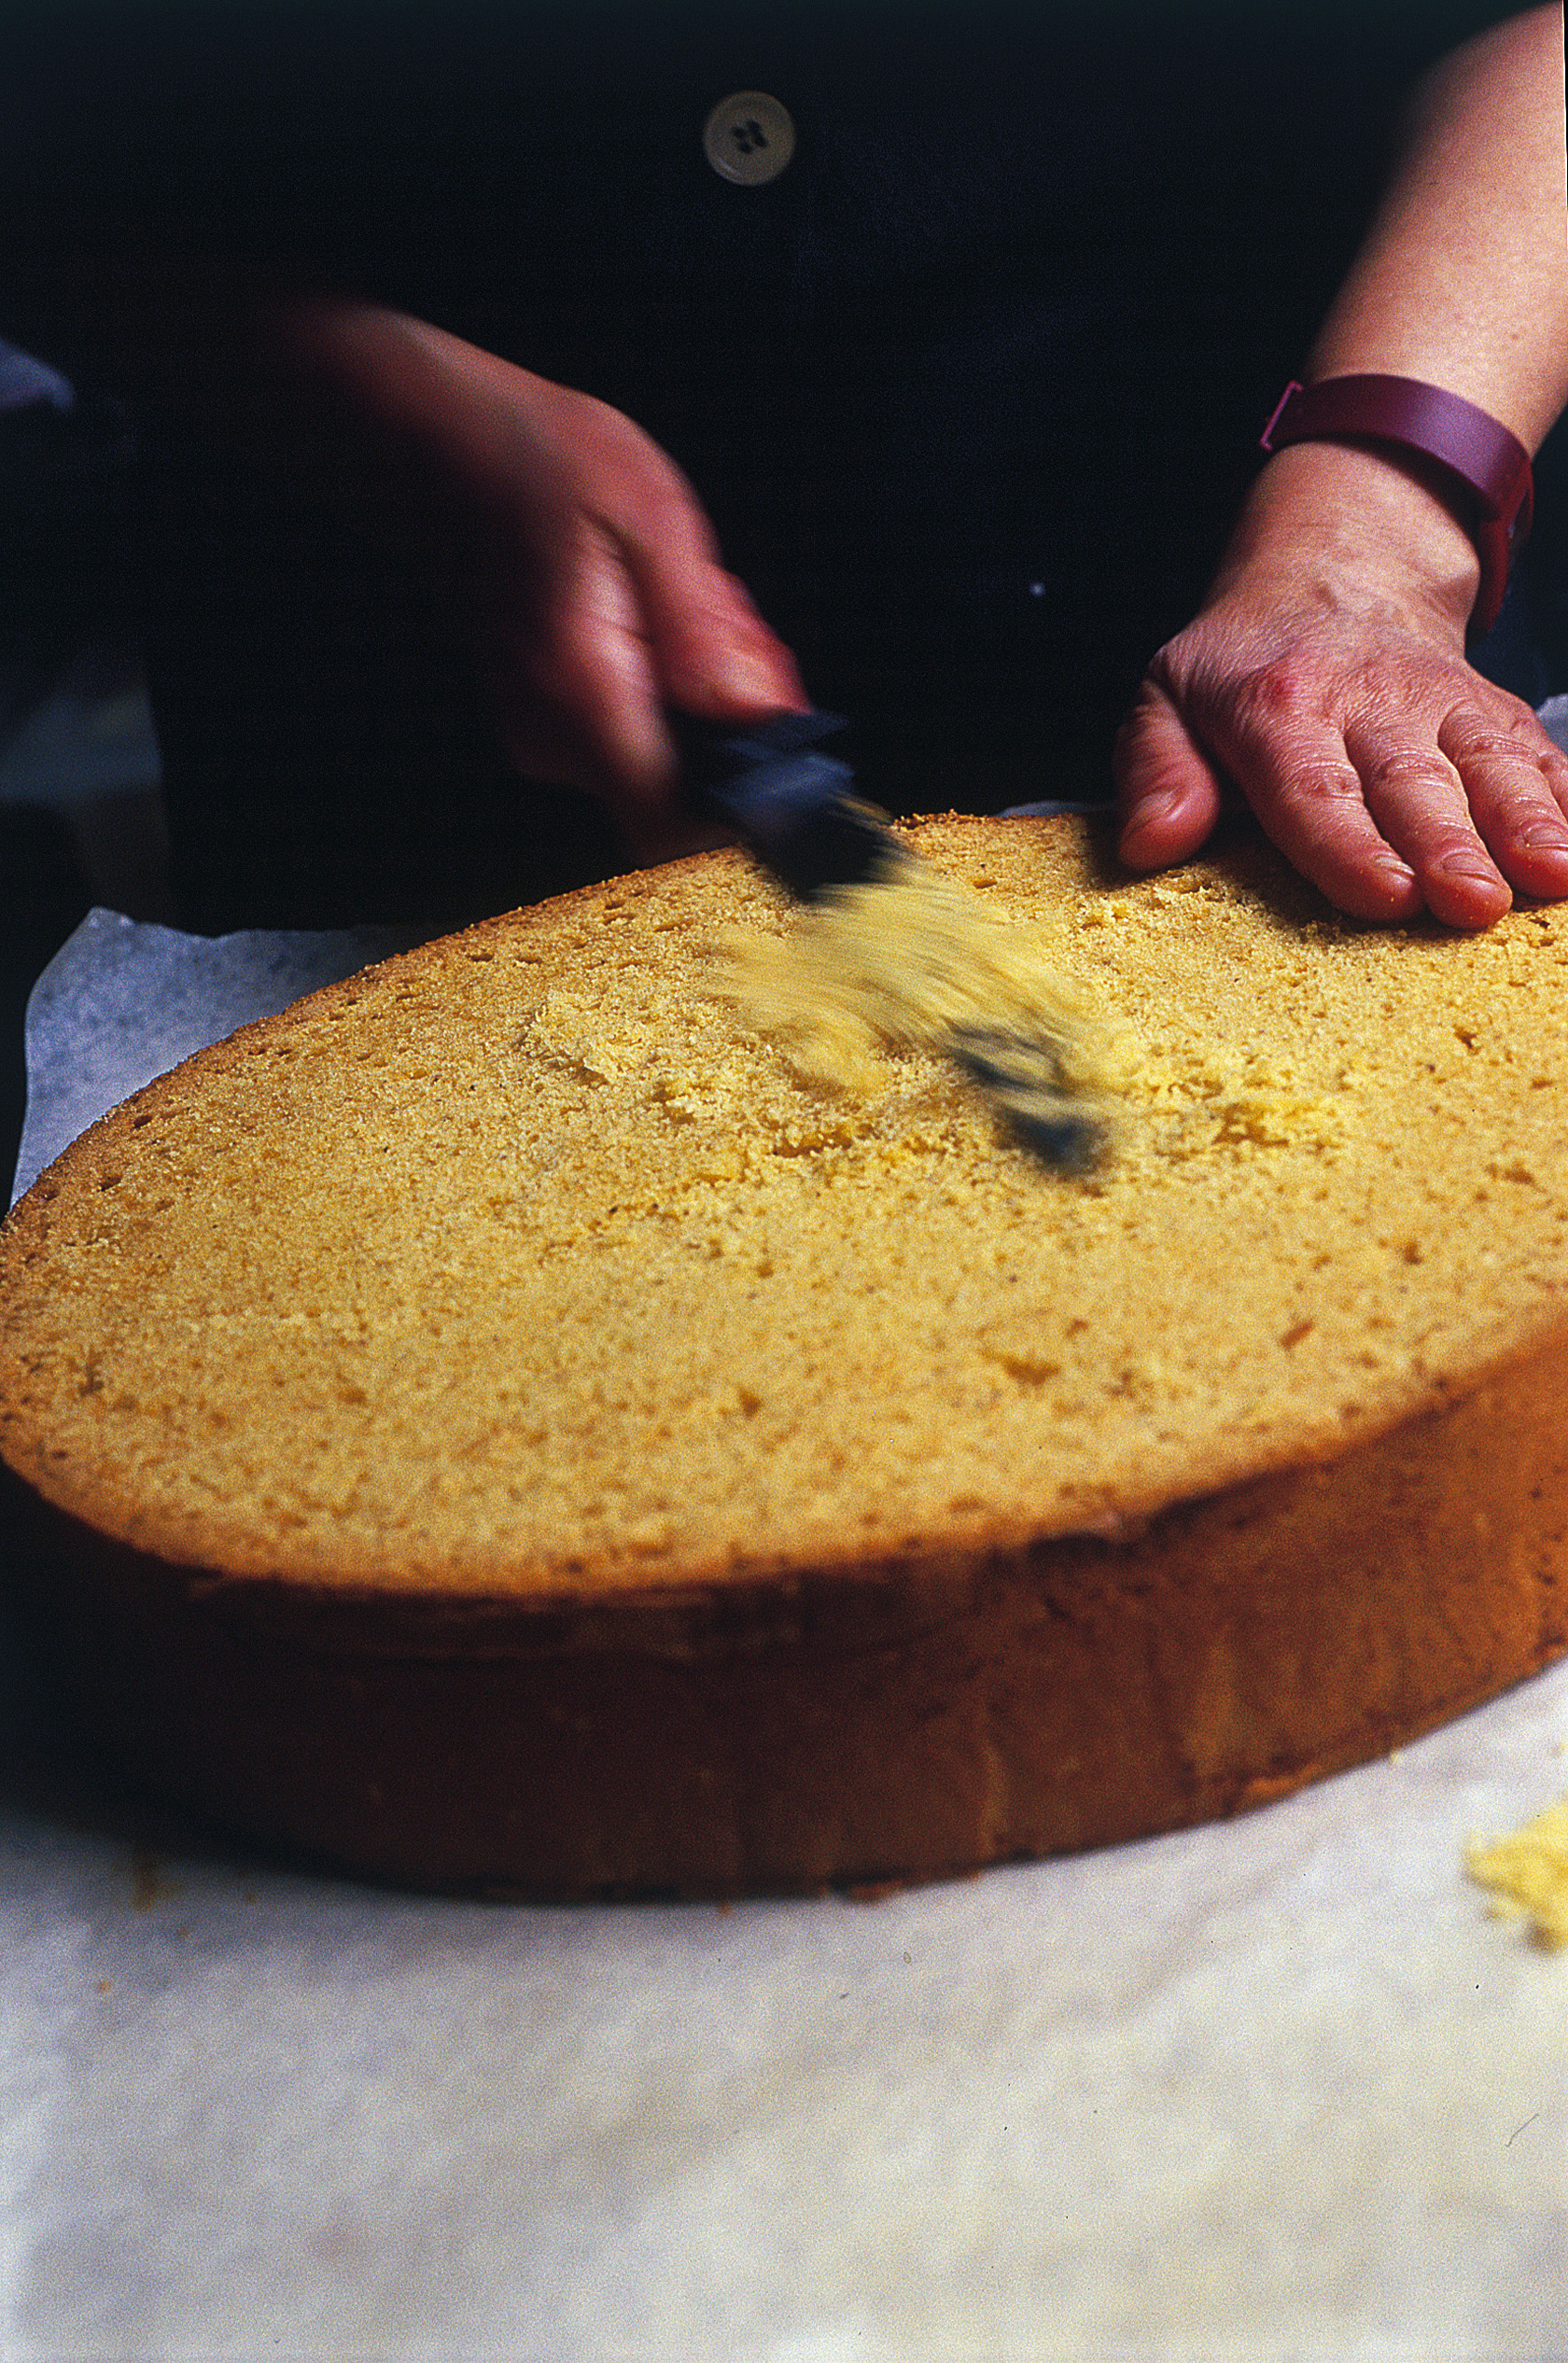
(1224, 6, 1567, 637)
(1303, 3, 1568, 450)
(239, 292, 562, 557)
(254, 294, 537, 482)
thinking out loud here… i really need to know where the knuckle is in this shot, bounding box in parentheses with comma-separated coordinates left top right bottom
(1491, 790, 1561, 832)
(1449, 721, 1540, 767)
(1273, 759, 1366, 809)
(1418, 827, 1500, 881)
(1111, 683, 1168, 762)
(1227, 660, 1316, 735)
(1357, 642, 1463, 706)
(1142, 631, 1197, 693)
(1440, 693, 1543, 755)
(1360, 747, 1456, 804)
(1477, 681, 1539, 726)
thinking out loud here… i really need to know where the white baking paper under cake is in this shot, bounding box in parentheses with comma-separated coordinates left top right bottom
(2, 902, 1565, 2363)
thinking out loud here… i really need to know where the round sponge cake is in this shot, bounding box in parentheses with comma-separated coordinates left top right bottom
(2, 813, 1566, 1894)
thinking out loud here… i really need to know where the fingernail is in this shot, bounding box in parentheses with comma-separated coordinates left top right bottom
(1121, 790, 1181, 833)
(1521, 825, 1568, 851)
(1435, 850, 1503, 882)
(716, 647, 791, 704)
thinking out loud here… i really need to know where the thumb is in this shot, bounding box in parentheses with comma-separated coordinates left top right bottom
(1113, 678, 1226, 870)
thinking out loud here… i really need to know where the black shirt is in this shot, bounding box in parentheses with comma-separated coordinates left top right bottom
(0, 0, 1543, 926)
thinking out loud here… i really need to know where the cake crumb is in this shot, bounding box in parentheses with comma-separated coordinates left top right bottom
(713, 863, 1129, 1116)
(1465, 1793, 1568, 1949)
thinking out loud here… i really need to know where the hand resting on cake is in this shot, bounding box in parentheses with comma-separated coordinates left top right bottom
(1113, 439, 1568, 930)
(1114, 3, 1568, 929)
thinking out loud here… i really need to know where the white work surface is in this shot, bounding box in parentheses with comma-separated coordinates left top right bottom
(3, 912, 1566, 2363)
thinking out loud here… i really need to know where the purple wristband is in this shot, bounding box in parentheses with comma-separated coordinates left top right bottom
(1260, 374, 1534, 638)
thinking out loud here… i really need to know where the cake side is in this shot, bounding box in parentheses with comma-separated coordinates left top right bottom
(6, 1324, 1564, 1895)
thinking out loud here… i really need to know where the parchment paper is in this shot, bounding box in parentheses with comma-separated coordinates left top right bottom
(3, 885, 1565, 2363)
(9, 910, 418, 1207)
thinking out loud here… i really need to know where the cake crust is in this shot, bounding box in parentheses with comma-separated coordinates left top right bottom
(4, 814, 1566, 1894)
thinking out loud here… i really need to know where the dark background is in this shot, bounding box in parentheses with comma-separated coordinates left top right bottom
(0, 1, 1560, 966)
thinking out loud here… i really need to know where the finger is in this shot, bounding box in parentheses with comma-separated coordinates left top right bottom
(1112, 678, 1226, 870)
(1339, 716, 1512, 930)
(626, 542, 808, 720)
(558, 546, 806, 806)
(571, 422, 809, 720)
(1203, 675, 1425, 923)
(1437, 705, 1568, 903)
(495, 523, 679, 804)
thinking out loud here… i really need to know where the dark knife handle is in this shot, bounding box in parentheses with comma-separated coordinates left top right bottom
(673, 710, 900, 900)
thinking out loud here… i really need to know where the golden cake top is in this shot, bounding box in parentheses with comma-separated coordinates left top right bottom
(4, 813, 1566, 1597)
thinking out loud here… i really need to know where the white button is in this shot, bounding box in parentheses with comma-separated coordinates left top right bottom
(703, 91, 795, 187)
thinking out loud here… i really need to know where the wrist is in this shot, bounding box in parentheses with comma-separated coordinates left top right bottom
(1213, 439, 1483, 638)
(252, 300, 570, 552)
(1257, 376, 1533, 636)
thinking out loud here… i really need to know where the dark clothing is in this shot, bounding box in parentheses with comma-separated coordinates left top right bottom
(0, 0, 1549, 930)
